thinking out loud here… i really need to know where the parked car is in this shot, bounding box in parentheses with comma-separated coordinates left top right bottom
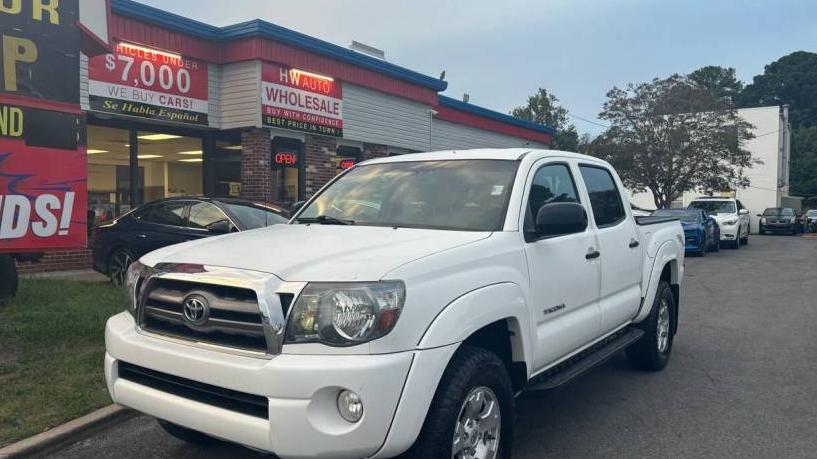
(652, 208, 720, 256)
(758, 207, 799, 235)
(93, 197, 289, 284)
(806, 209, 817, 232)
(104, 149, 685, 459)
(688, 197, 750, 248)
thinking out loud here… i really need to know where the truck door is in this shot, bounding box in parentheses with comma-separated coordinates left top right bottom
(577, 165, 642, 334)
(521, 161, 602, 371)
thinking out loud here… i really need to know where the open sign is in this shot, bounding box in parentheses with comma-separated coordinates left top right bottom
(339, 159, 356, 170)
(274, 152, 298, 166)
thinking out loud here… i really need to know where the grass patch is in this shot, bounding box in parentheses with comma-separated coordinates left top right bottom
(0, 278, 121, 447)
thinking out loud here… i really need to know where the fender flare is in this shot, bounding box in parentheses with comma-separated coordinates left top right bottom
(634, 240, 681, 324)
(417, 282, 533, 373)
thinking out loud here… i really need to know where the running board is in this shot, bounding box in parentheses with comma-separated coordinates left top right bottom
(524, 328, 645, 392)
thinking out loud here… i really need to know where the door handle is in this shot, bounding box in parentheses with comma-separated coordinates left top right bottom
(585, 249, 601, 260)
(136, 234, 147, 238)
(629, 239, 640, 248)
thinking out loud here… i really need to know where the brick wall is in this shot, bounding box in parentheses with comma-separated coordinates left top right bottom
(303, 134, 338, 198)
(240, 128, 272, 202)
(15, 249, 93, 274)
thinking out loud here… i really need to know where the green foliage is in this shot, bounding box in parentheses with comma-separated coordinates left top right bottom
(594, 74, 756, 208)
(511, 88, 578, 150)
(688, 66, 744, 103)
(0, 279, 121, 446)
(790, 127, 817, 197)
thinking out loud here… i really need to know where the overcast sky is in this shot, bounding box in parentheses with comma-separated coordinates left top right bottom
(138, 0, 817, 135)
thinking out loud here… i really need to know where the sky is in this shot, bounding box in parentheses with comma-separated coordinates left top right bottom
(137, 0, 817, 135)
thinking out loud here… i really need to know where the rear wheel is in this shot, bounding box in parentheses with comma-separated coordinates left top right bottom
(108, 248, 135, 286)
(402, 346, 513, 459)
(157, 419, 222, 446)
(627, 281, 675, 371)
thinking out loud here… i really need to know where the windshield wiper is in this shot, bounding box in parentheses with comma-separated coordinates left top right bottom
(296, 215, 355, 225)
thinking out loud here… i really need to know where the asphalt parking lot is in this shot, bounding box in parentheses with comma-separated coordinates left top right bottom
(53, 234, 817, 459)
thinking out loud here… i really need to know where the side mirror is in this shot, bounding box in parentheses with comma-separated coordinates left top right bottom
(756, 214, 762, 217)
(739, 209, 749, 215)
(291, 200, 306, 213)
(535, 202, 588, 237)
(207, 220, 233, 234)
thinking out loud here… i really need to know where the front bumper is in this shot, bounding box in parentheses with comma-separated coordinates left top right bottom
(105, 312, 452, 459)
(718, 223, 740, 241)
(761, 222, 797, 233)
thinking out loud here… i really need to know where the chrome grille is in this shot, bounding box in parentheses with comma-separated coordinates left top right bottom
(134, 264, 302, 358)
(140, 278, 267, 353)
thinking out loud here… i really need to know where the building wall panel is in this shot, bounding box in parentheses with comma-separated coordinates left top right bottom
(220, 61, 261, 129)
(431, 119, 549, 151)
(343, 83, 432, 151)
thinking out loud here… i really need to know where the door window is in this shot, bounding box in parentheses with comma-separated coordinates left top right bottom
(524, 164, 580, 235)
(139, 202, 188, 227)
(579, 166, 625, 227)
(188, 202, 232, 230)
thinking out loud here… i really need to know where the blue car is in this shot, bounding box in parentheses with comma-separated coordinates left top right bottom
(652, 208, 720, 256)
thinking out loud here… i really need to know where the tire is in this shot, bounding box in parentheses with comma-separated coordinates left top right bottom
(627, 281, 675, 372)
(108, 248, 135, 286)
(157, 419, 222, 446)
(0, 254, 18, 301)
(402, 346, 514, 459)
(712, 237, 720, 252)
(741, 227, 749, 245)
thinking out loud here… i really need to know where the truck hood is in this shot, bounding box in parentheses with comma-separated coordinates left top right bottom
(140, 224, 491, 281)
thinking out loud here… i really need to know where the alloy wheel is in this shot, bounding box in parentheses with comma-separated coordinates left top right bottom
(656, 297, 671, 353)
(110, 250, 133, 286)
(452, 386, 501, 459)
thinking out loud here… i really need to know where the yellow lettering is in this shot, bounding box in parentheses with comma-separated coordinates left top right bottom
(0, 105, 24, 138)
(33, 0, 59, 25)
(0, 0, 21, 15)
(2, 35, 38, 91)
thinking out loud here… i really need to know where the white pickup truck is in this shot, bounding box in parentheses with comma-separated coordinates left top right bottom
(105, 149, 685, 459)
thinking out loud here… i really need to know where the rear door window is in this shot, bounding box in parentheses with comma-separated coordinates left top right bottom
(579, 165, 625, 227)
(139, 202, 188, 227)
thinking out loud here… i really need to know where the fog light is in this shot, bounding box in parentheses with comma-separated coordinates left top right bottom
(337, 390, 363, 423)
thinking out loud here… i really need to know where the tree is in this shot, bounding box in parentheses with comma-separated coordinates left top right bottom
(739, 52, 817, 198)
(790, 127, 817, 197)
(738, 51, 817, 127)
(688, 66, 744, 103)
(594, 74, 756, 209)
(511, 88, 579, 150)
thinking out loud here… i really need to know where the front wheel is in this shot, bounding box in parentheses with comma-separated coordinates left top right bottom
(108, 248, 135, 286)
(403, 346, 514, 459)
(627, 281, 676, 371)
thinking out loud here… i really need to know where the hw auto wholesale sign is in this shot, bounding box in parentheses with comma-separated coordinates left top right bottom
(1, 0, 88, 250)
(88, 42, 209, 125)
(262, 64, 343, 137)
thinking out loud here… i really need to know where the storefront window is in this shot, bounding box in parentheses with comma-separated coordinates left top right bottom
(87, 125, 135, 223)
(212, 140, 242, 197)
(271, 137, 303, 205)
(335, 145, 361, 173)
(136, 131, 203, 202)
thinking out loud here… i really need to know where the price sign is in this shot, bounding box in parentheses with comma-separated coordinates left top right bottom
(88, 43, 209, 125)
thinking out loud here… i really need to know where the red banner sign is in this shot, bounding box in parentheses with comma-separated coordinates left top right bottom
(88, 42, 209, 125)
(261, 64, 343, 137)
(0, 106, 87, 250)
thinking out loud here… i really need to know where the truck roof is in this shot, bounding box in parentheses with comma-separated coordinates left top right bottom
(362, 148, 605, 165)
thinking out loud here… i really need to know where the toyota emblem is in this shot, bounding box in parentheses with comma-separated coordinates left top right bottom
(182, 294, 210, 326)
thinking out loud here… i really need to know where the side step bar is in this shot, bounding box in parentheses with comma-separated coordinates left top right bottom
(524, 328, 645, 392)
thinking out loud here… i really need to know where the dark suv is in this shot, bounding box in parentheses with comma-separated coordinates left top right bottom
(92, 197, 289, 284)
(758, 207, 799, 235)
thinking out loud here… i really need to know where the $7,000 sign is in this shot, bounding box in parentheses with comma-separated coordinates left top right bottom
(88, 43, 209, 126)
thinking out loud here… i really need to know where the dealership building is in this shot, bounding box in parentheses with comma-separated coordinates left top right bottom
(18, 0, 554, 272)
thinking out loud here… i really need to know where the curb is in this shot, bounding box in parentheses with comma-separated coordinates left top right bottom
(0, 404, 136, 458)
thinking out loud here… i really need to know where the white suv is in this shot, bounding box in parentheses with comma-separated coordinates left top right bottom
(688, 197, 750, 248)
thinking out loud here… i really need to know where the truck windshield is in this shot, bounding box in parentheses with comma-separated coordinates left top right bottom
(689, 200, 736, 214)
(296, 160, 519, 231)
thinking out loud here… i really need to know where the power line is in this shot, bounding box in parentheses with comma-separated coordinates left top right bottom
(568, 113, 610, 128)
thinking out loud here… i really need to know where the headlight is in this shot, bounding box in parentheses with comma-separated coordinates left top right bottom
(760, 217, 766, 224)
(724, 218, 738, 226)
(123, 260, 152, 315)
(285, 281, 405, 346)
